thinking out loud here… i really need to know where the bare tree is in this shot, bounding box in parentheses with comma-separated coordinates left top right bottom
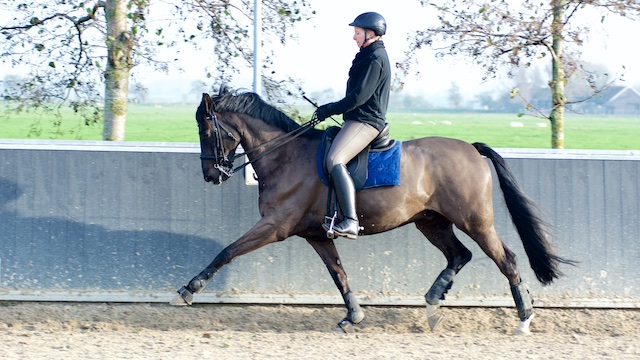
(1, 0, 314, 140)
(129, 81, 149, 103)
(400, 0, 640, 148)
(447, 81, 462, 109)
(190, 80, 210, 99)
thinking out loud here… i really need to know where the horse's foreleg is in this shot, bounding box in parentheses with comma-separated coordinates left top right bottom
(305, 237, 364, 333)
(171, 219, 280, 306)
(415, 219, 472, 330)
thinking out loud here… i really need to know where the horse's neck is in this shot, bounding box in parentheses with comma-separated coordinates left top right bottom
(236, 120, 282, 153)
(233, 115, 315, 179)
(234, 115, 290, 165)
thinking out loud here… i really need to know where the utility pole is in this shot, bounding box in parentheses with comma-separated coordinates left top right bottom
(246, 0, 262, 185)
(253, 0, 262, 96)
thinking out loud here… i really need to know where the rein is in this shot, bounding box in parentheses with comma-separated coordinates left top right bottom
(201, 109, 323, 177)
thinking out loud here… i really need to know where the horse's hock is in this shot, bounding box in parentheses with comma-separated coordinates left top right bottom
(0, 140, 638, 310)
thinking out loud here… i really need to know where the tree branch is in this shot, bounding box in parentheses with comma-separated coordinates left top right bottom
(0, 1, 105, 31)
(75, 1, 106, 25)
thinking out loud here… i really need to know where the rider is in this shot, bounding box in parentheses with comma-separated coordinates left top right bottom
(314, 12, 391, 240)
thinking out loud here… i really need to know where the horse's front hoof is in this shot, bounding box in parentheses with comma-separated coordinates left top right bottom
(170, 294, 189, 306)
(334, 318, 356, 334)
(426, 303, 444, 330)
(169, 286, 193, 306)
(428, 313, 444, 330)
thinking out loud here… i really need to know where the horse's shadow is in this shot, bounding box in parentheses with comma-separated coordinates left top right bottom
(0, 176, 229, 294)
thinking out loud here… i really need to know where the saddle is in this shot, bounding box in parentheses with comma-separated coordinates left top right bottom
(318, 123, 396, 190)
(318, 123, 401, 236)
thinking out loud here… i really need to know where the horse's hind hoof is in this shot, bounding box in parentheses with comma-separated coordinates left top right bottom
(334, 318, 356, 334)
(512, 314, 534, 335)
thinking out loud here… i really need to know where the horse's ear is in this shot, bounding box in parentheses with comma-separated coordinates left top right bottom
(201, 93, 215, 114)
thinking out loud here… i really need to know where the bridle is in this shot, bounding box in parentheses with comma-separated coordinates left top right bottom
(199, 110, 239, 178)
(199, 105, 324, 180)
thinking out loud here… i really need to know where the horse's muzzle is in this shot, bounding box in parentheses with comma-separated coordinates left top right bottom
(204, 172, 226, 185)
(203, 173, 220, 184)
(203, 166, 232, 185)
(203, 167, 222, 184)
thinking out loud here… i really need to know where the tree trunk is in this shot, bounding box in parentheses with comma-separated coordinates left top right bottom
(549, 0, 566, 149)
(103, 0, 133, 141)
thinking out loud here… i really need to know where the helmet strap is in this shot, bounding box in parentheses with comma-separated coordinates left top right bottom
(361, 30, 380, 49)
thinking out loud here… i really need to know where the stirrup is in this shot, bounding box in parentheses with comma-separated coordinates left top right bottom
(322, 217, 364, 240)
(323, 212, 338, 239)
(323, 212, 361, 240)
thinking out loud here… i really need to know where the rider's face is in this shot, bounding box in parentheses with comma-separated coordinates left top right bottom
(353, 27, 366, 48)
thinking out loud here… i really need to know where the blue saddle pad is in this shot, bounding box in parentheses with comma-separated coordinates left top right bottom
(317, 140, 402, 190)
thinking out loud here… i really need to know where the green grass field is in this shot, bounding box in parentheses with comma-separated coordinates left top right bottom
(1, 104, 638, 149)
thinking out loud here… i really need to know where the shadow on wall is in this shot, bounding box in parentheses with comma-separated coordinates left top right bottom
(0, 176, 228, 293)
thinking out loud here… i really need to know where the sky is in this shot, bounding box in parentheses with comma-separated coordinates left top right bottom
(141, 0, 640, 106)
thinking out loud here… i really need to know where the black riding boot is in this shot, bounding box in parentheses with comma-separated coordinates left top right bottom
(329, 164, 360, 240)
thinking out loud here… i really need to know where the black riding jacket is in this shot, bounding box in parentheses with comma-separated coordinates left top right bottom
(328, 40, 391, 132)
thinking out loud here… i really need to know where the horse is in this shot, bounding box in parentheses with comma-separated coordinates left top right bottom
(170, 88, 574, 335)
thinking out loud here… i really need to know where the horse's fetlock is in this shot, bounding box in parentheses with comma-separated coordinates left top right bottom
(188, 278, 207, 293)
(511, 281, 534, 321)
(348, 307, 365, 324)
(343, 291, 364, 324)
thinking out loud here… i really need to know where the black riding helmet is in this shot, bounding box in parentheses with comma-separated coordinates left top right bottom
(349, 12, 386, 36)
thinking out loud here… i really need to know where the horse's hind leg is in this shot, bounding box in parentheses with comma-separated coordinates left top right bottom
(468, 226, 534, 335)
(306, 236, 364, 333)
(415, 217, 472, 330)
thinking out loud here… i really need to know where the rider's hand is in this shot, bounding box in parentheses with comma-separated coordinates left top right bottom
(314, 103, 334, 121)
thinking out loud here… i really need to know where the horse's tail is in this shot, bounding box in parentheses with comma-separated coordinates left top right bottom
(472, 142, 575, 285)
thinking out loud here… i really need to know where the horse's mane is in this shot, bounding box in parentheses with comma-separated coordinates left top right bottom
(212, 87, 303, 133)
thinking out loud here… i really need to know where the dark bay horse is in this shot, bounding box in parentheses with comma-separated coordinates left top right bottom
(171, 88, 573, 335)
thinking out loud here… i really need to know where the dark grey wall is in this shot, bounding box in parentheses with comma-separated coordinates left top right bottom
(0, 140, 638, 308)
